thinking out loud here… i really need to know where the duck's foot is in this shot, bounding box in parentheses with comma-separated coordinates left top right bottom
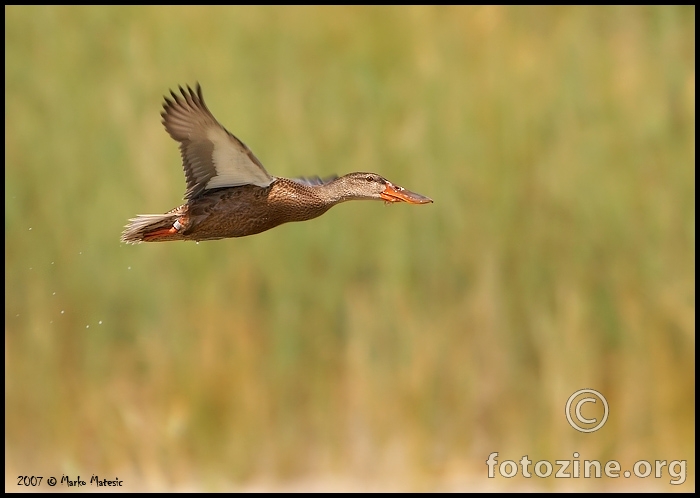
(142, 219, 183, 242)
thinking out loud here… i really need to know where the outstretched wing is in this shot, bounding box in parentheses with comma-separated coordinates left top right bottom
(289, 174, 339, 187)
(161, 84, 274, 200)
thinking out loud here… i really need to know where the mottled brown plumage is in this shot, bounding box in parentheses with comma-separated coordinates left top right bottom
(121, 84, 432, 244)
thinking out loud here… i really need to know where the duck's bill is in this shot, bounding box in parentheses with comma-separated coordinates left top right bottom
(380, 183, 433, 204)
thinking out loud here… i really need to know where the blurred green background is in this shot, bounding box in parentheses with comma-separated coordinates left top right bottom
(5, 6, 695, 491)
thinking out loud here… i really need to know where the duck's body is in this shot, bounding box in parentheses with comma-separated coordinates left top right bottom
(125, 179, 340, 242)
(121, 84, 432, 244)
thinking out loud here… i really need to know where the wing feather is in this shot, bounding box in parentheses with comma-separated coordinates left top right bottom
(161, 84, 273, 200)
(289, 175, 339, 187)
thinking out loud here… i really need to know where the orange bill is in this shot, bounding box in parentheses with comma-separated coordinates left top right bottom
(380, 182, 433, 204)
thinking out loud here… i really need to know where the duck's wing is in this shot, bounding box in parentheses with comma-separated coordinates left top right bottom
(161, 84, 274, 200)
(289, 174, 339, 187)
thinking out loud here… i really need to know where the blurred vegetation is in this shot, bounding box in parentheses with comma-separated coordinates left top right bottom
(5, 5, 695, 491)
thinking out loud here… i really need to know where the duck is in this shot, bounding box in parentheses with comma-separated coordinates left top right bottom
(121, 84, 432, 244)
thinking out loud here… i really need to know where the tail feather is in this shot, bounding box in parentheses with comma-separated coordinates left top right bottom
(121, 213, 179, 244)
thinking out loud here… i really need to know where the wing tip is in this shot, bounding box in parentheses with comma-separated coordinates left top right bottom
(161, 83, 205, 110)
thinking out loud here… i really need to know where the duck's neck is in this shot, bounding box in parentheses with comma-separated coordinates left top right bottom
(311, 175, 373, 204)
(266, 178, 338, 224)
(267, 176, 372, 225)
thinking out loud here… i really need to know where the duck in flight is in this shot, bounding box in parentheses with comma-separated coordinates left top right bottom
(121, 84, 432, 243)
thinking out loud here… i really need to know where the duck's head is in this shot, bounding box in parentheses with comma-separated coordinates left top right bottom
(333, 172, 433, 204)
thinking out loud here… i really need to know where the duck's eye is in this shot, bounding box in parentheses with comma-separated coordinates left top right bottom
(365, 175, 374, 182)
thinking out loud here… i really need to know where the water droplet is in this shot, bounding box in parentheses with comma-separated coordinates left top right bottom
(196, 241, 199, 245)
(51, 261, 54, 265)
(52, 292, 56, 295)
(16, 314, 19, 317)
(98, 320, 103, 325)
(86, 325, 90, 329)
(49, 321, 53, 324)
(28, 227, 32, 231)
(79, 252, 82, 255)
(61, 310, 65, 314)
(127, 266, 131, 270)
(29, 267, 32, 270)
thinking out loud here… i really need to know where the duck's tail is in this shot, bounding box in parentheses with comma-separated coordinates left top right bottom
(120, 213, 183, 244)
